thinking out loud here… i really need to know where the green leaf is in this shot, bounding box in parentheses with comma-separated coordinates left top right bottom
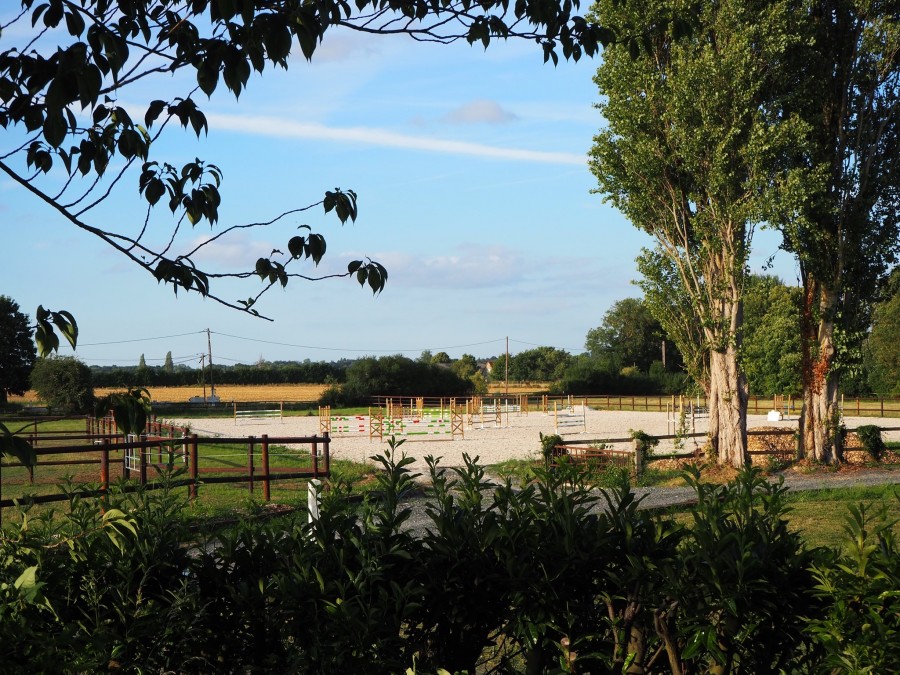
(0, 422, 37, 468)
(14, 566, 38, 591)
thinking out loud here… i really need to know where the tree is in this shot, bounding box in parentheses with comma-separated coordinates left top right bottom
(451, 354, 479, 380)
(431, 352, 452, 365)
(742, 276, 802, 397)
(507, 347, 571, 382)
(30, 356, 94, 413)
(164, 351, 174, 373)
(866, 268, 900, 394)
(138, 354, 147, 369)
(0, 296, 37, 406)
(590, 0, 806, 466)
(585, 297, 679, 372)
(1, 1, 612, 351)
(774, 1, 900, 463)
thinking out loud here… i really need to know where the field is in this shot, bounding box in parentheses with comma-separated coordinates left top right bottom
(12, 383, 330, 404)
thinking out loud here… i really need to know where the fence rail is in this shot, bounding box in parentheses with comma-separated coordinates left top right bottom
(1, 433, 330, 509)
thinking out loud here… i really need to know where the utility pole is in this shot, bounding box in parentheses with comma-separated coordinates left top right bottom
(505, 336, 509, 396)
(206, 328, 215, 400)
(199, 354, 206, 401)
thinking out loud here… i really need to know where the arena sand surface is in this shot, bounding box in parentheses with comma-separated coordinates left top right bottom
(166, 409, 900, 472)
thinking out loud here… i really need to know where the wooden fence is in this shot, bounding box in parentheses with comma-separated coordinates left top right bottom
(553, 425, 900, 477)
(0, 433, 330, 510)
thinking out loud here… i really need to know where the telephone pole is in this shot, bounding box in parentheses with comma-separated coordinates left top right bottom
(206, 328, 215, 400)
(505, 336, 509, 395)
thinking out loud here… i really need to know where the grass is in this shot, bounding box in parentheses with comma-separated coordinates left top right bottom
(782, 485, 900, 550)
(0, 417, 381, 521)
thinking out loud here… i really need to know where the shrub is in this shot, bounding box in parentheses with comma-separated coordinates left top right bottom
(539, 432, 563, 465)
(807, 500, 900, 672)
(29, 355, 94, 413)
(855, 425, 886, 462)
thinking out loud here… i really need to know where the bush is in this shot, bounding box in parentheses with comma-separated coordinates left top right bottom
(807, 501, 900, 672)
(29, 356, 94, 413)
(327, 354, 473, 406)
(6, 457, 900, 673)
(856, 425, 886, 462)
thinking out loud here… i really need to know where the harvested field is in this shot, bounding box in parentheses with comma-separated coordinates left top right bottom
(12, 384, 329, 404)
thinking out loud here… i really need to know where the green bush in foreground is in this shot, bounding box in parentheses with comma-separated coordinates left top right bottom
(1, 450, 898, 673)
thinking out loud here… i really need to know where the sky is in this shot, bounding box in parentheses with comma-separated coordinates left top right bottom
(1, 15, 799, 369)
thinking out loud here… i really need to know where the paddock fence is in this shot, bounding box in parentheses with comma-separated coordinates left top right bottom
(1, 425, 331, 510)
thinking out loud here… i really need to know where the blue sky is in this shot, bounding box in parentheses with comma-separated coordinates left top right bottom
(2, 21, 798, 368)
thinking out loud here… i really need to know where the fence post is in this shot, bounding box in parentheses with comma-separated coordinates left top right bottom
(100, 442, 109, 493)
(323, 432, 330, 476)
(189, 434, 199, 501)
(248, 437, 255, 494)
(261, 435, 270, 502)
(139, 436, 147, 485)
(633, 438, 643, 479)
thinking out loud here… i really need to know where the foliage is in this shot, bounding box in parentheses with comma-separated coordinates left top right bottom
(91, 358, 345, 388)
(539, 432, 563, 465)
(855, 425, 886, 463)
(450, 353, 479, 380)
(742, 275, 802, 396)
(866, 268, 900, 394)
(29, 356, 94, 413)
(775, 0, 900, 462)
(586, 297, 682, 372)
(94, 388, 153, 437)
(665, 467, 820, 673)
(806, 501, 900, 673)
(590, 0, 809, 465)
(0, 296, 36, 406)
(629, 429, 658, 462)
(319, 355, 472, 406)
(555, 354, 690, 396)
(507, 346, 572, 382)
(5, 456, 900, 673)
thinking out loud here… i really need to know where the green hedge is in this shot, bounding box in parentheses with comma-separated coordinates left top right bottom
(2, 450, 898, 673)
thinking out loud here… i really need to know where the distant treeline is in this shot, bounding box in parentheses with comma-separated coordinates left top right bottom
(90, 361, 347, 388)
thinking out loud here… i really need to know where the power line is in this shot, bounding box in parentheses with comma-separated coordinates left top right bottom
(74, 330, 205, 347)
(210, 331, 505, 354)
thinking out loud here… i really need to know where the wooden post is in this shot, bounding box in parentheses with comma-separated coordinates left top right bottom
(261, 435, 270, 502)
(100, 442, 109, 491)
(189, 434, 199, 501)
(139, 437, 147, 485)
(633, 438, 643, 478)
(247, 438, 255, 494)
(323, 432, 330, 476)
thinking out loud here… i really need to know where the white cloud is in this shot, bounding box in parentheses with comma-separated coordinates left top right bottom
(443, 100, 518, 125)
(205, 113, 585, 165)
(186, 233, 276, 268)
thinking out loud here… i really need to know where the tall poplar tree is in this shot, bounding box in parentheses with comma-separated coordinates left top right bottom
(776, 0, 900, 463)
(590, 0, 807, 466)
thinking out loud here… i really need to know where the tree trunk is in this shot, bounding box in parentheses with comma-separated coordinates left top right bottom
(708, 346, 749, 468)
(799, 281, 843, 463)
